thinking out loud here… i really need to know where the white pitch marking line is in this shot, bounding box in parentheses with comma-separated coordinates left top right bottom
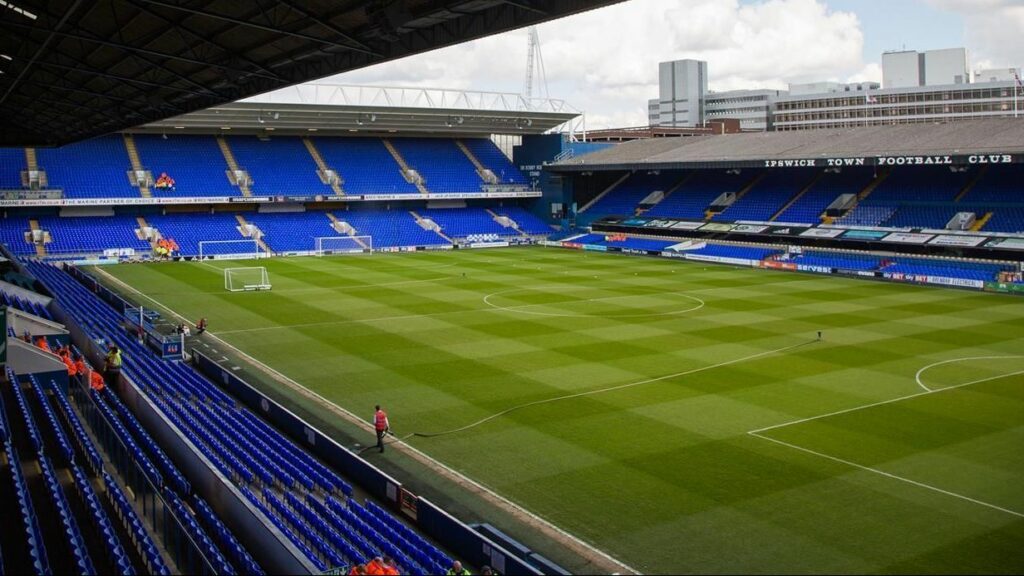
(89, 263, 641, 575)
(749, 431, 1024, 519)
(914, 355, 1024, 392)
(748, 367, 1024, 519)
(748, 368, 1024, 435)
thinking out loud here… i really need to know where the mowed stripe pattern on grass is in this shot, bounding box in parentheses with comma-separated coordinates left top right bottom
(99, 248, 1024, 574)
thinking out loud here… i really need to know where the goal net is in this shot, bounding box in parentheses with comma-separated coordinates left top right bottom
(224, 267, 272, 292)
(315, 236, 372, 256)
(199, 239, 263, 260)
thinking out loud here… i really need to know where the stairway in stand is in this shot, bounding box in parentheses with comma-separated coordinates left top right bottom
(217, 137, 253, 197)
(123, 134, 152, 198)
(383, 139, 429, 194)
(303, 138, 345, 196)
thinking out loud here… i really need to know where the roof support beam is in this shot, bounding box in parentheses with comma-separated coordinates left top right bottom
(136, 0, 381, 56)
(2, 20, 283, 82)
(0, 0, 85, 107)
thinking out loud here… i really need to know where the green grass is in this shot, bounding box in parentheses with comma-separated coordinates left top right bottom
(95, 247, 1024, 574)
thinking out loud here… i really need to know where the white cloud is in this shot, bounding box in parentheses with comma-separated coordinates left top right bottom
(926, 0, 1024, 70)
(327, 0, 873, 129)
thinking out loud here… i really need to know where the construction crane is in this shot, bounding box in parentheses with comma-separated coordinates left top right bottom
(522, 26, 549, 107)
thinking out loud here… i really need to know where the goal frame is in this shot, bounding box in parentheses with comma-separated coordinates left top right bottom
(224, 267, 272, 292)
(314, 235, 373, 256)
(198, 239, 263, 261)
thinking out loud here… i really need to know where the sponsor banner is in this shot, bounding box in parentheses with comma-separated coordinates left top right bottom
(659, 251, 687, 260)
(926, 276, 985, 289)
(644, 220, 676, 228)
(799, 228, 845, 238)
(685, 253, 757, 267)
(768, 226, 808, 236)
(670, 220, 706, 230)
(468, 241, 510, 249)
(699, 223, 735, 232)
(560, 242, 583, 250)
(761, 260, 797, 271)
(0, 189, 63, 200)
(796, 264, 833, 274)
(622, 218, 649, 226)
(0, 190, 540, 207)
(621, 248, 658, 256)
(582, 244, 608, 252)
(883, 232, 935, 244)
(928, 235, 986, 247)
(856, 271, 878, 278)
(732, 224, 770, 234)
(842, 229, 889, 240)
(985, 238, 1024, 251)
(985, 282, 1024, 294)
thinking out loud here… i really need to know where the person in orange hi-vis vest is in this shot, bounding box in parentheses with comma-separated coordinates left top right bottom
(74, 355, 87, 376)
(373, 405, 390, 453)
(365, 557, 386, 576)
(89, 369, 106, 392)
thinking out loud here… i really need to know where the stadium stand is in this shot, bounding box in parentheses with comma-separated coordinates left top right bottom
(645, 170, 754, 219)
(461, 139, 528, 184)
(390, 138, 483, 193)
(134, 135, 239, 197)
(35, 135, 138, 198)
(0, 148, 24, 189)
(419, 208, 512, 238)
(246, 211, 336, 253)
(38, 215, 151, 255)
(147, 212, 245, 257)
(492, 206, 551, 235)
(228, 136, 330, 197)
(713, 169, 818, 222)
(583, 171, 682, 217)
(315, 138, 420, 196)
(774, 167, 875, 224)
(24, 258, 458, 575)
(0, 218, 34, 256)
(332, 210, 450, 248)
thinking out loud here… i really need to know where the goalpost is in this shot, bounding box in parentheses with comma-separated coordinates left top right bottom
(224, 267, 272, 292)
(199, 239, 264, 260)
(315, 236, 373, 256)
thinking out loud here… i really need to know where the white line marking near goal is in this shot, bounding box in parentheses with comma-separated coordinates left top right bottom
(914, 355, 1024, 392)
(748, 368, 1024, 436)
(88, 264, 641, 575)
(748, 367, 1024, 519)
(749, 432, 1024, 519)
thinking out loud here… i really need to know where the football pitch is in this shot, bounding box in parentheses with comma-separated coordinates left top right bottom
(94, 247, 1024, 574)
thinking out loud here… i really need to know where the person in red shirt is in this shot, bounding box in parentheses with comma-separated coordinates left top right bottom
(373, 405, 390, 453)
(35, 336, 50, 352)
(347, 564, 366, 576)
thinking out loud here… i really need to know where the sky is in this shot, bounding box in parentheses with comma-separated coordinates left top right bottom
(321, 0, 1024, 129)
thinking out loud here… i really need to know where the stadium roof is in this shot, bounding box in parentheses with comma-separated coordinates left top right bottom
(130, 84, 580, 136)
(0, 0, 622, 147)
(549, 119, 1024, 172)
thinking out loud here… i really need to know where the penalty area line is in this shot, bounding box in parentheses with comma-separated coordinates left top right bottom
(749, 431, 1024, 519)
(748, 367, 1024, 520)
